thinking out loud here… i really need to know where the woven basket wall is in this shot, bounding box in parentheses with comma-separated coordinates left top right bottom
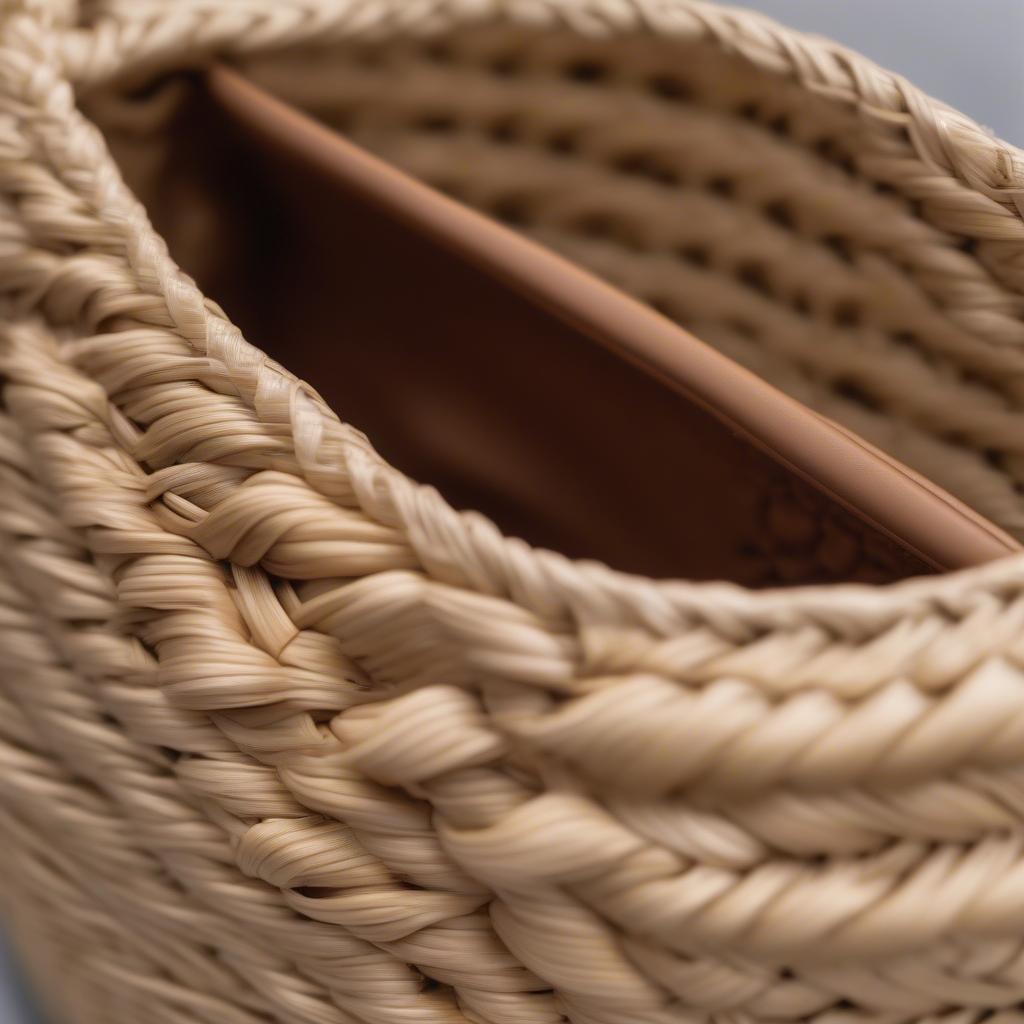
(2, 2, 1024, 1023)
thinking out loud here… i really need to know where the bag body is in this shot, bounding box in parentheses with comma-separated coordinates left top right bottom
(1, 3, 1024, 1023)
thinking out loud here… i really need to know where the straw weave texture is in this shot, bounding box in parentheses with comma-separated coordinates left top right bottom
(2, 2, 1024, 1023)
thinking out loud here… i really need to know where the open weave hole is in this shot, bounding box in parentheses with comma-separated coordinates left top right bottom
(3, 2, 1024, 1024)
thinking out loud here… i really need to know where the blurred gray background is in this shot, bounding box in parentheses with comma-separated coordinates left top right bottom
(734, 0, 1022, 143)
(1, 2, 1020, 1021)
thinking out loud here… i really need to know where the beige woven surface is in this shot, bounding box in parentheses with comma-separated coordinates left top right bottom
(3, 2, 1024, 1022)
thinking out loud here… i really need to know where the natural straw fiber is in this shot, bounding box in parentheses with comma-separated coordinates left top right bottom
(2, 2, 1024, 1023)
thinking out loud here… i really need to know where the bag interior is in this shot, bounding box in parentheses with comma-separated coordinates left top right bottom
(83, 24, 1024, 585)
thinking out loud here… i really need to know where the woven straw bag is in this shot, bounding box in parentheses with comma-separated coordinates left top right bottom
(3, 2, 1024, 1022)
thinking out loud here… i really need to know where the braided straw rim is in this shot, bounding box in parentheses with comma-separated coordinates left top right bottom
(10, 0, 1018, 635)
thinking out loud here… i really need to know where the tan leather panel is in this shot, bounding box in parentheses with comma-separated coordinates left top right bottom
(167, 66, 1019, 584)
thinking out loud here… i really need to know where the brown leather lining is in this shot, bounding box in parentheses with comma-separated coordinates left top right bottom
(166, 65, 1019, 584)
